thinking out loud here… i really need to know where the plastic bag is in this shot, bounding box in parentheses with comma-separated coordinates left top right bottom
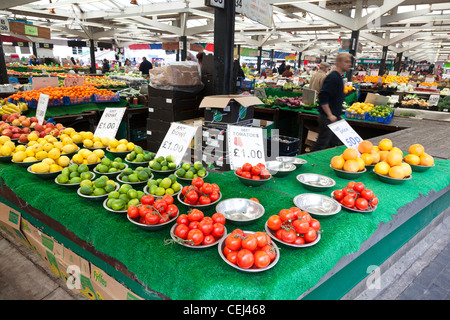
(149, 61, 204, 93)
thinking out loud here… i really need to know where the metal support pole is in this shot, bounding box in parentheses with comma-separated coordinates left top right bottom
(237, 44, 241, 62)
(32, 42, 37, 57)
(180, 36, 187, 61)
(0, 36, 8, 84)
(213, 0, 235, 95)
(347, 30, 359, 81)
(89, 39, 96, 74)
(394, 52, 403, 72)
(379, 46, 388, 76)
(270, 49, 274, 68)
(257, 46, 262, 73)
(298, 51, 302, 69)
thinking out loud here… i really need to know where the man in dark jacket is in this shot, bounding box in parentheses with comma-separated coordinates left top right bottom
(101, 59, 110, 73)
(278, 61, 286, 75)
(311, 53, 353, 152)
(139, 57, 153, 77)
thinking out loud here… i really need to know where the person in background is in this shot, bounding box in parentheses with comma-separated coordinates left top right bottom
(278, 61, 286, 75)
(196, 52, 204, 70)
(272, 64, 278, 74)
(310, 53, 352, 152)
(281, 65, 293, 77)
(139, 57, 153, 78)
(70, 57, 77, 66)
(29, 55, 39, 66)
(124, 59, 133, 73)
(242, 62, 250, 75)
(260, 67, 267, 78)
(309, 62, 330, 94)
(101, 59, 110, 73)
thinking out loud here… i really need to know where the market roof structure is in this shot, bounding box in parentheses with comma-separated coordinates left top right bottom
(2, 0, 450, 62)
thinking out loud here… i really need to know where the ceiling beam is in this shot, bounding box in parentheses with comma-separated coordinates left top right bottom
(356, 0, 406, 30)
(291, 2, 356, 30)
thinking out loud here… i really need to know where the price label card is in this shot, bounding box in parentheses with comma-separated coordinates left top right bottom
(358, 71, 366, 76)
(277, 80, 286, 86)
(156, 123, 198, 165)
(328, 119, 363, 150)
(389, 71, 398, 76)
(425, 77, 434, 84)
(400, 72, 409, 77)
(32, 76, 58, 90)
(94, 107, 126, 140)
(428, 95, 440, 106)
(0, 18, 10, 33)
(36, 94, 49, 125)
(370, 70, 379, 77)
(64, 77, 84, 87)
(293, 77, 299, 85)
(390, 95, 400, 103)
(227, 125, 265, 170)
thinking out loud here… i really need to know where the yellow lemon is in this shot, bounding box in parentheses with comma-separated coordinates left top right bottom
(49, 164, 62, 172)
(61, 144, 77, 154)
(48, 148, 60, 160)
(119, 139, 128, 145)
(12, 151, 27, 162)
(57, 155, 70, 167)
(0, 136, 10, 144)
(0, 145, 12, 156)
(63, 127, 75, 135)
(23, 156, 38, 162)
(62, 137, 73, 145)
(83, 139, 94, 148)
(25, 147, 35, 157)
(72, 154, 84, 165)
(100, 137, 110, 146)
(27, 140, 37, 147)
(79, 149, 92, 159)
(93, 136, 101, 143)
(47, 136, 58, 143)
(59, 133, 69, 141)
(93, 149, 105, 159)
(86, 153, 99, 164)
(109, 139, 119, 148)
(83, 131, 94, 140)
(41, 158, 55, 166)
(35, 150, 48, 160)
(28, 132, 38, 141)
(32, 162, 50, 173)
(43, 143, 54, 152)
(14, 145, 26, 153)
(126, 142, 135, 151)
(71, 134, 83, 144)
(93, 141, 103, 148)
(374, 161, 390, 175)
(53, 141, 64, 150)
(116, 144, 127, 152)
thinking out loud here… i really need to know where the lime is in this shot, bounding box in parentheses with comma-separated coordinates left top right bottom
(197, 169, 206, 177)
(69, 171, 80, 179)
(108, 167, 118, 173)
(93, 188, 106, 196)
(101, 158, 111, 167)
(155, 187, 166, 196)
(108, 191, 120, 199)
(176, 168, 185, 177)
(149, 185, 158, 195)
(107, 198, 114, 209)
(119, 184, 132, 194)
(127, 151, 136, 161)
(168, 162, 177, 170)
(122, 168, 133, 176)
(62, 167, 70, 176)
(151, 162, 162, 171)
(105, 183, 116, 193)
(94, 178, 106, 188)
(137, 191, 145, 200)
(184, 171, 194, 179)
(166, 155, 175, 163)
(100, 175, 109, 181)
(160, 160, 168, 167)
(165, 188, 174, 195)
(78, 164, 89, 173)
(128, 198, 140, 207)
(121, 175, 129, 182)
(156, 156, 165, 163)
(80, 180, 93, 188)
(118, 162, 125, 170)
(114, 157, 122, 163)
(172, 182, 181, 193)
(161, 166, 168, 171)
(135, 154, 144, 162)
(80, 171, 93, 181)
(160, 178, 172, 189)
(128, 174, 139, 183)
(137, 170, 149, 181)
(111, 199, 125, 211)
(69, 177, 82, 184)
(135, 146, 143, 154)
(97, 164, 108, 173)
(193, 161, 203, 171)
(127, 189, 138, 199)
(80, 185, 93, 195)
(182, 163, 191, 171)
(68, 164, 78, 173)
(56, 174, 69, 184)
(143, 153, 152, 161)
(112, 162, 121, 169)
(119, 194, 129, 203)
(168, 174, 177, 183)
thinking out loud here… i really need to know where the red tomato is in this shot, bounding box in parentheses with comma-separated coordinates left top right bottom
(223, 246, 235, 257)
(210, 183, 220, 193)
(211, 223, 225, 238)
(289, 207, 301, 216)
(158, 213, 170, 224)
(353, 182, 365, 193)
(370, 197, 379, 207)
(355, 197, 369, 210)
(347, 181, 356, 189)
(188, 221, 199, 229)
(145, 212, 159, 225)
(140, 195, 154, 206)
(242, 163, 252, 172)
(201, 216, 213, 224)
(275, 229, 283, 240)
(281, 229, 297, 243)
(174, 224, 189, 240)
(166, 204, 178, 218)
(304, 227, 317, 243)
(200, 183, 212, 195)
(343, 187, 357, 197)
(187, 229, 204, 246)
(236, 249, 254, 269)
(226, 251, 238, 265)
(292, 219, 309, 234)
(256, 163, 265, 169)
(187, 209, 204, 222)
(253, 250, 271, 269)
(225, 234, 242, 251)
(241, 171, 252, 179)
(127, 205, 139, 219)
(154, 199, 167, 213)
(231, 229, 245, 237)
(251, 175, 261, 180)
(251, 166, 261, 176)
(212, 213, 226, 225)
(310, 219, 321, 231)
(192, 177, 204, 188)
(294, 236, 306, 245)
(186, 190, 199, 204)
(198, 195, 211, 205)
(162, 194, 174, 205)
(361, 189, 374, 201)
(138, 217, 146, 224)
(260, 169, 271, 179)
(209, 191, 220, 203)
(241, 234, 258, 251)
(177, 214, 189, 226)
(202, 235, 216, 246)
(181, 186, 190, 196)
(198, 220, 213, 235)
(279, 209, 295, 222)
(267, 215, 282, 231)
(253, 231, 270, 248)
(236, 168, 243, 176)
(298, 212, 312, 224)
(333, 189, 345, 201)
(139, 205, 152, 218)
(250, 197, 259, 203)
(343, 195, 356, 208)
(260, 244, 277, 261)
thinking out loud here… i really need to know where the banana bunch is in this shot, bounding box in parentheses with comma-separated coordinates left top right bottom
(0, 100, 27, 115)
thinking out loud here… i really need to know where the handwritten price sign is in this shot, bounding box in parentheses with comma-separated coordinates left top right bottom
(64, 77, 84, 87)
(36, 94, 49, 125)
(156, 123, 198, 165)
(328, 119, 363, 150)
(227, 125, 265, 170)
(94, 107, 126, 140)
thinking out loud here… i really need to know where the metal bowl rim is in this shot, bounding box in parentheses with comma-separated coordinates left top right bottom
(215, 198, 265, 223)
(296, 173, 336, 188)
(293, 193, 341, 216)
(169, 224, 227, 249)
(264, 221, 321, 248)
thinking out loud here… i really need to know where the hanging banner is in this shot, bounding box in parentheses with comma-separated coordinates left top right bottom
(242, 0, 273, 28)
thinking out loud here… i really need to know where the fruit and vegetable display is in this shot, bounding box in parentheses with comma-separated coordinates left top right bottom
(176, 161, 207, 179)
(372, 139, 414, 180)
(125, 146, 155, 163)
(344, 84, 355, 94)
(146, 174, 182, 197)
(118, 167, 152, 183)
(83, 76, 127, 87)
(222, 229, 278, 270)
(346, 102, 374, 115)
(266, 207, 320, 246)
(403, 144, 434, 167)
(71, 148, 105, 166)
(106, 183, 145, 212)
(170, 211, 226, 247)
(383, 75, 409, 84)
(0, 100, 28, 115)
(235, 162, 271, 180)
(127, 194, 179, 226)
(79, 175, 117, 197)
(400, 94, 430, 108)
(332, 181, 378, 212)
(330, 147, 367, 173)
(179, 177, 221, 206)
(56, 163, 95, 185)
(149, 155, 178, 172)
(94, 157, 126, 174)
(107, 138, 135, 153)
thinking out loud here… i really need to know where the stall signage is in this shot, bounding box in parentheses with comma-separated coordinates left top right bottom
(156, 123, 198, 165)
(36, 94, 49, 125)
(328, 120, 363, 150)
(64, 77, 84, 87)
(400, 72, 409, 77)
(357, 71, 366, 76)
(428, 95, 440, 106)
(32, 77, 58, 90)
(389, 71, 398, 76)
(425, 77, 434, 84)
(227, 125, 265, 170)
(0, 18, 10, 33)
(205, 0, 225, 9)
(24, 25, 38, 36)
(370, 70, 379, 77)
(277, 79, 286, 86)
(94, 108, 126, 140)
(235, 0, 243, 13)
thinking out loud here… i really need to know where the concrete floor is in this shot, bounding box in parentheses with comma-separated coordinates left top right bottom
(0, 209, 449, 300)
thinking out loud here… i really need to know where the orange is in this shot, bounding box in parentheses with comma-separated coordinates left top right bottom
(390, 147, 403, 156)
(358, 140, 373, 154)
(404, 154, 420, 165)
(386, 151, 403, 167)
(409, 144, 424, 157)
(388, 166, 406, 179)
(419, 153, 434, 167)
(360, 153, 373, 166)
(374, 161, 390, 175)
(342, 148, 359, 161)
(330, 156, 345, 170)
(356, 158, 365, 171)
(371, 151, 381, 164)
(343, 160, 360, 172)
(379, 150, 389, 162)
(378, 139, 393, 151)
(400, 163, 412, 177)
(372, 146, 380, 153)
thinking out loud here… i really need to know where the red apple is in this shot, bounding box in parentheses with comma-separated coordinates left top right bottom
(39, 131, 47, 138)
(55, 123, 63, 130)
(30, 122, 37, 128)
(18, 115, 27, 122)
(12, 133, 21, 139)
(1, 129, 12, 137)
(30, 117, 38, 123)
(34, 124, 44, 132)
(11, 127, 22, 134)
(19, 134, 28, 144)
(50, 129, 60, 137)
(22, 127, 31, 134)
(44, 127, 52, 134)
(45, 122, 54, 129)
(11, 119, 21, 126)
(1, 114, 8, 121)
(21, 119, 31, 127)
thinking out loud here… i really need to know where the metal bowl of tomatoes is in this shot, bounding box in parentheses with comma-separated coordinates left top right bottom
(215, 198, 265, 226)
(264, 221, 321, 248)
(234, 171, 272, 187)
(177, 191, 222, 211)
(127, 209, 179, 231)
(169, 223, 227, 249)
(218, 230, 280, 273)
(330, 191, 377, 213)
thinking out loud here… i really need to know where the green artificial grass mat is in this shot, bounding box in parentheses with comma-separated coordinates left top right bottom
(0, 145, 449, 300)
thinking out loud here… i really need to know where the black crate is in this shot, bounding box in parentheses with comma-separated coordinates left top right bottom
(146, 118, 172, 133)
(146, 139, 162, 154)
(148, 106, 203, 122)
(148, 85, 204, 100)
(267, 135, 300, 154)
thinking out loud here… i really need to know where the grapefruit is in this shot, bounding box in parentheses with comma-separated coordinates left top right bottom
(386, 151, 403, 167)
(360, 153, 373, 166)
(404, 154, 420, 165)
(343, 160, 360, 172)
(330, 156, 345, 170)
(388, 166, 405, 179)
(419, 153, 434, 166)
(374, 161, 390, 175)
(378, 139, 392, 151)
(358, 140, 373, 154)
(343, 148, 359, 161)
(408, 144, 424, 157)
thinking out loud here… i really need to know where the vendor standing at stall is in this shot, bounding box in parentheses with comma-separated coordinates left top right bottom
(311, 53, 352, 152)
(102, 59, 110, 73)
(309, 62, 330, 93)
(281, 65, 293, 77)
(139, 57, 153, 78)
(29, 55, 39, 66)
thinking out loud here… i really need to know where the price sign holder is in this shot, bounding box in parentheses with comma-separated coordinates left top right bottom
(156, 123, 198, 166)
(64, 77, 84, 87)
(327, 119, 363, 150)
(36, 93, 49, 125)
(94, 107, 126, 140)
(227, 125, 265, 170)
(370, 70, 379, 77)
(389, 71, 398, 76)
(428, 95, 440, 107)
(254, 87, 267, 101)
(32, 77, 58, 90)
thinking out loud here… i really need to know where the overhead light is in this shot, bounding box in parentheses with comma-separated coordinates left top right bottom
(130, 0, 138, 5)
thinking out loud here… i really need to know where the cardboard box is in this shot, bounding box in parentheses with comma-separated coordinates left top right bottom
(364, 93, 390, 106)
(0, 203, 31, 249)
(20, 219, 64, 261)
(200, 95, 262, 125)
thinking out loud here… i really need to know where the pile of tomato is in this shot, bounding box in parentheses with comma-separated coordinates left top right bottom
(235, 163, 271, 180)
(267, 207, 320, 245)
(332, 181, 378, 211)
(127, 194, 179, 225)
(173, 211, 226, 246)
(223, 229, 277, 269)
(180, 177, 221, 206)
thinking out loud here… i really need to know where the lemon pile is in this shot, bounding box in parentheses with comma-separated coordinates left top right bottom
(12, 134, 77, 164)
(30, 157, 69, 174)
(108, 138, 135, 153)
(0, 136, 15, 157)
(346, 102, 374, 114)
(72, 148, 105, 165)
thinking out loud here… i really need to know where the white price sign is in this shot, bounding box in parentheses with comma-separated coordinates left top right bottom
(425, 77, 434, 84)
(390, 95, 400, 103)
(235, 0, 243, 14)
(94, 107, 126, 140)
(227, 125, 265, 170)
(370, 70, 379, 77)
(277, 80, 286, 86)
(400, 72, 409, 77)
(428, 95, 440, 106)
(389, 71, 398, 76)
(328, 119, 363, 150)
(206, 0, 225, 9)
(36, 94, 49, 125)
(32, 77, 58, 90)
(156, 123, 198, 165)
(0, 18, 10, 33)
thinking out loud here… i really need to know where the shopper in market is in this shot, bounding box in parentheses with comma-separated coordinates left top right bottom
(260, 67, 267, 78)
(101, 59, 110, 73)
(29, 55, 39, 66)
(124, 59, 134, 73)
(242, 62, 250, 75)
(278, 61, 286, 75)
(309, 62, 330, 93)
(196, 52, 204, 69)
(281, 65, 293, 77)
(311, 52, 352, 152)
(139, 57, 153, 78)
